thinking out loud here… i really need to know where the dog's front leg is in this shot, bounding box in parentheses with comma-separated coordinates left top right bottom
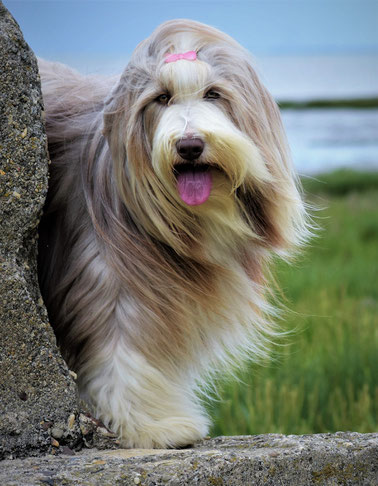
(79, 340, 209, 448)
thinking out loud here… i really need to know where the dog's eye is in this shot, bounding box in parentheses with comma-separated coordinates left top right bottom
(155, 93, 171, 105)
(204, 90, 220, 100)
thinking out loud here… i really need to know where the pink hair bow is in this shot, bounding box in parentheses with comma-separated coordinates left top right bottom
(165, 51, 197, 63)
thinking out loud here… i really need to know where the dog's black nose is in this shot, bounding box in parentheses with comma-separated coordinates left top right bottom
(176, 138, 204, 161)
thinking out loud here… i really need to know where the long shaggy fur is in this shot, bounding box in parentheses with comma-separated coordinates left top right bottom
(38, 19, 309, 448)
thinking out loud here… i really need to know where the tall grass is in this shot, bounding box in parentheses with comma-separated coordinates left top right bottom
(208, 170, 378, 436)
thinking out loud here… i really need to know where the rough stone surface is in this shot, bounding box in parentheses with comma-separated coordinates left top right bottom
(0, 1, 84, 459)
(0, 433, 377, 485)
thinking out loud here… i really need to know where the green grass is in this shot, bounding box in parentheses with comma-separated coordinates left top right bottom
(301, 169, 378, 196)
(208, 170, 378, 436)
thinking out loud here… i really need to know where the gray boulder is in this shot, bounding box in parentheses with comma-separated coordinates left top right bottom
(0, 1, 83, 459)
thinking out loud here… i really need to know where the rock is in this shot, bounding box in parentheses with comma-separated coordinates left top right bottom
(50, 438, 59, 448)
(0, 433, 377, 485)
(51, 427, 64, 440)
(0, 1, 82, 459)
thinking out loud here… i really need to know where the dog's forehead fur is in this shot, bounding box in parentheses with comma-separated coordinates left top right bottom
(159, 60, 212, 100)
(126, 19, 252, 100)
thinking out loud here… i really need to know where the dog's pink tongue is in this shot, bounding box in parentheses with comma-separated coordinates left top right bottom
(177, 170, 212, 206)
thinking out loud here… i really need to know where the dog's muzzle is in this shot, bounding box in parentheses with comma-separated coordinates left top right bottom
(173, 137, 212, 206)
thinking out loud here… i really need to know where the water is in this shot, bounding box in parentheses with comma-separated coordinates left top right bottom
(281, 109, 378, 175)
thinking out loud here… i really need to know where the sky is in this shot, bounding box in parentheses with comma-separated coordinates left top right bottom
(4, 0, 378, 99)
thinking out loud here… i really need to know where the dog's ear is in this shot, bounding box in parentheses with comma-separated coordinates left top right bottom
(103, 72, 152, 181)
(102, 82, 129, 166)
(231, 59, 310, 255)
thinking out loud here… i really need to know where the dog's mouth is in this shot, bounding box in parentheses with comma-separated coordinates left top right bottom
(173, 163, 213, 206)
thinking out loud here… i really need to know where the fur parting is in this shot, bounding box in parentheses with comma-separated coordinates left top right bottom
(37, 19, 310, 448)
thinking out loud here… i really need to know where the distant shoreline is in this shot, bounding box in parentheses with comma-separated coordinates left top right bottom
(278, 97, 378, 110)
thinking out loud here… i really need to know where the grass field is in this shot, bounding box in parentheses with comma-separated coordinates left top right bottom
(208, 170, 378, 436)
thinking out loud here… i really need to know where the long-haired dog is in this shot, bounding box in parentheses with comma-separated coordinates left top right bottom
(37, 19, 309, 448)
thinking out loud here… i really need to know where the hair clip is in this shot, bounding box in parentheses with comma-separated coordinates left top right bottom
(165, 51, 197, 63)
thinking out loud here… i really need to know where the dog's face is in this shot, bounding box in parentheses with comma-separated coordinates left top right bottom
(103, 20, 307, 258)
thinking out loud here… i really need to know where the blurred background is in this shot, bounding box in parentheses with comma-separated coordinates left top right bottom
(5, 0, 377, 435)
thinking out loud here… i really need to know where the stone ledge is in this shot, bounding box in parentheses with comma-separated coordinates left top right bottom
(0, 433, 377, 485)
